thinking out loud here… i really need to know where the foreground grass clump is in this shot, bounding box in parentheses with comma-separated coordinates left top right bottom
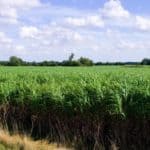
(0, 66, 150, 149)
(0, 129, 71, 150)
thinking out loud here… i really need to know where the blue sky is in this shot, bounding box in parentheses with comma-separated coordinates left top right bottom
(0, 0, 150, 62)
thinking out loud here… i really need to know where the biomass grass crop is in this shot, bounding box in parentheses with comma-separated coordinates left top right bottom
(0, 66, 149, 149)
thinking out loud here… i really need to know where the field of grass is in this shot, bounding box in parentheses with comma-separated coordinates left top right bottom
(0, 66, 149, 149)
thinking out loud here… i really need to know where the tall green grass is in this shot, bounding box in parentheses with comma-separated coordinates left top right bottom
(0, 66, 150, 149)
(0, 66, 149, 118)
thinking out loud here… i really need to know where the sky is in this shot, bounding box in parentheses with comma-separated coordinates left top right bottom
(0, 0, 150, 62)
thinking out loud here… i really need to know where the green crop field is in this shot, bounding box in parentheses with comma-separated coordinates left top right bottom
(0, 66, 150, 149)
(0, 66, 149, 118)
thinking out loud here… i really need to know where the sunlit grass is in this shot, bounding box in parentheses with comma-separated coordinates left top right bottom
(0, 129, 72, 150)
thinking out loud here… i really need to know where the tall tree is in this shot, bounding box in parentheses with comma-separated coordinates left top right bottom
(9, 56, 23, 66)
(78, 57, 93, 66)
(68, 53, 74, 62)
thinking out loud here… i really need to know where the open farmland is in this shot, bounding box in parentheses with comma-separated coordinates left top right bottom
(0, 66, 150, 150)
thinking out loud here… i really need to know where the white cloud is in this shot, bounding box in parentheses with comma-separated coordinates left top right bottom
(136, 16, 150, 31)
(66, 17, 87, 27)
(0, 0, 150, 61)
(16, 45, 25, 50)
(0, 0, 41, 8)
(0, 0, 41, 24)
(65, 15, 104, 27)
(14, 45, 27, 56)
(20, 25, 83, 49)
(101, 0, 130, 19)
(0, 32, 12, 44)
(0, 7, 17, 19)
(20, 26, 40, 38)
(0, 6, 18, 23)
(63, 0, 132, 29)
(0, 31, 28, 59)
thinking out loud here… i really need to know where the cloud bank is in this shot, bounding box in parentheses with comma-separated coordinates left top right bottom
(0, 0, 150, 61)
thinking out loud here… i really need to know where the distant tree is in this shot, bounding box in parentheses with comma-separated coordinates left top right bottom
(141, 58, 150, 65)
(95, 62, 103, 66)
(39, 61, 59, 66)
(0, 61, 9, 66)
(61, 60, 80, 66)
(68, 53, 74, 62)
(78, 57, 93, 66)
(9, 56, 23, 66)
(61, 53, 78, 66)
(70, 60, 81, 66)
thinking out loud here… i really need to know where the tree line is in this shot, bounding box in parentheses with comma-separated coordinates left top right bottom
(0, 54, 150, 66)
(0, 54, 93, 66)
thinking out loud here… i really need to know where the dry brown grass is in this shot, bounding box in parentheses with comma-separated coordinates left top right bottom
(0, 129, 72, 150)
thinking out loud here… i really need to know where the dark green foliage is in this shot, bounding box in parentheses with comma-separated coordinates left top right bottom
(78, 57, 94, 66)
(0, 55, 149, 66)
(141, 58, 150, 65)
(8, 56, 24, 66)
(62, 60, 81, 66)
